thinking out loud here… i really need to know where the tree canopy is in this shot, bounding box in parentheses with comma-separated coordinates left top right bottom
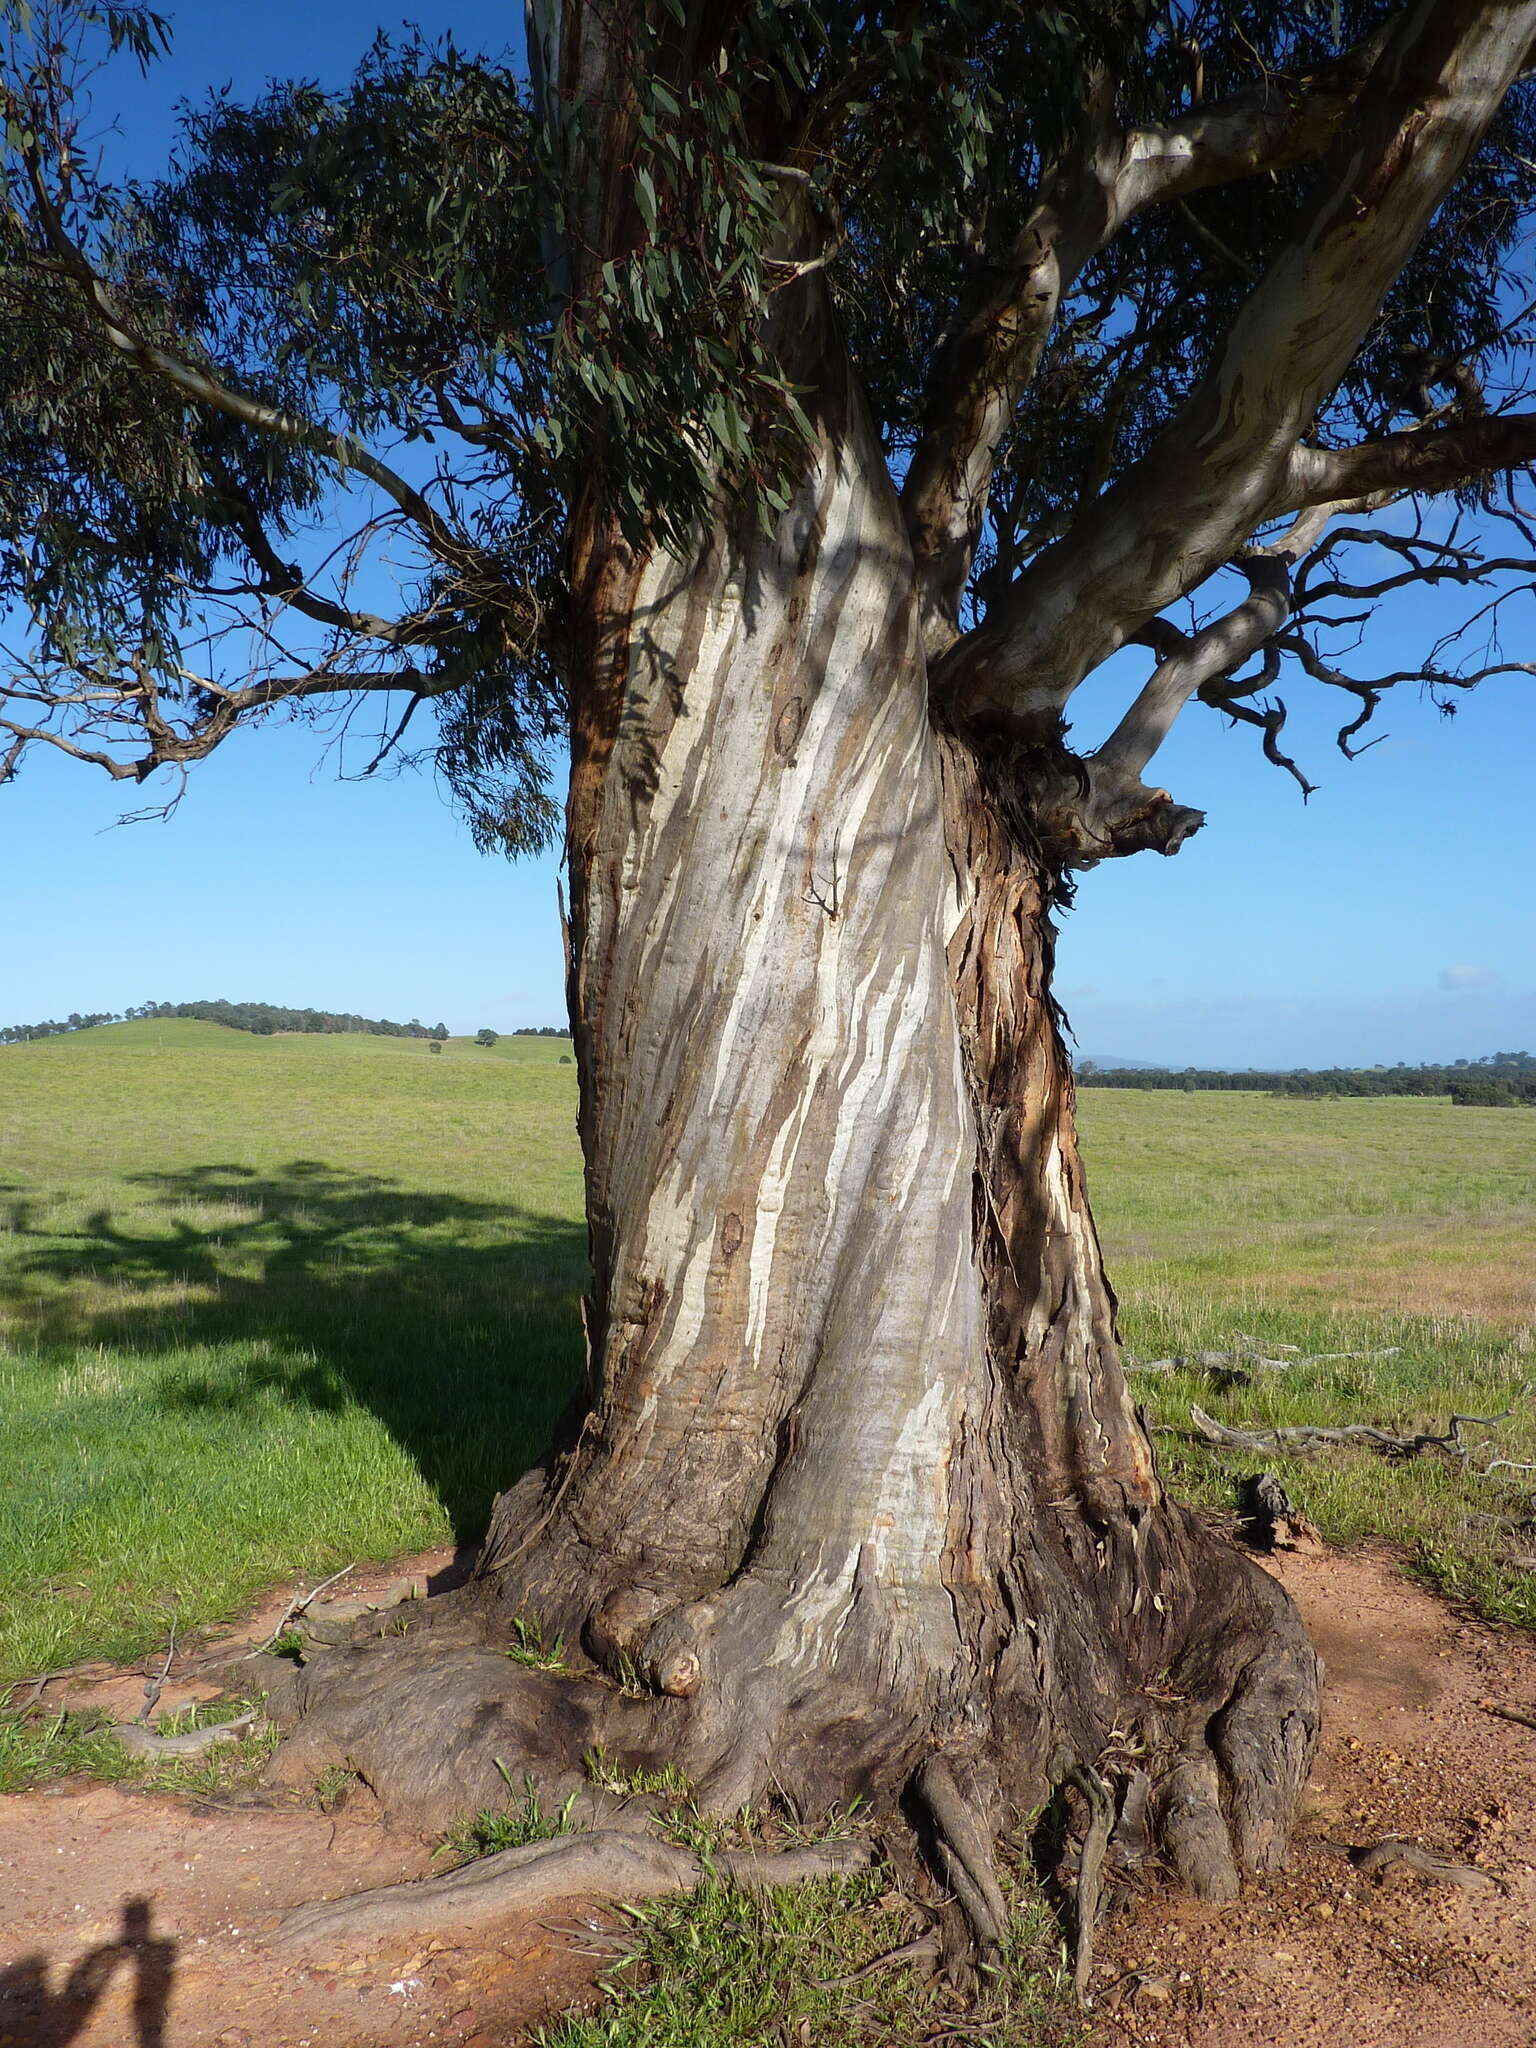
(3, 0, 1536, 855)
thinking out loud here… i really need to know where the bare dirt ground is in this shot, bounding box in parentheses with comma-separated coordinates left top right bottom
(2, 1543, 1533, 2048)
(0, 1552, 605, 2048)
(1095, 1545, 1536, 2048)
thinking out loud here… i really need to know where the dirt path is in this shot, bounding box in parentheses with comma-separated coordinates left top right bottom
(2, 1545, 1533, 2046)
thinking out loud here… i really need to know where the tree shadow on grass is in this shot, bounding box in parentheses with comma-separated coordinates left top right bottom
(2, 1161, 588, 1540)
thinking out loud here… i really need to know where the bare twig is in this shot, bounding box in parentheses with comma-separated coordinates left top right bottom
(137, 1618, 178, 1724)
(1480, 1700, 1536, 1731)
(247, 1562, 357, 1659)
(810, 1934, 939, 1991)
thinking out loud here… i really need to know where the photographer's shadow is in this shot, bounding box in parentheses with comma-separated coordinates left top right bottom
(0, 1899, 173, 2047)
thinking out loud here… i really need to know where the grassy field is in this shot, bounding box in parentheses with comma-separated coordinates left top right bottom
(1, 1020, 1533, 1688)
(0, 1019, 587, 1682)
(1078, 1087, 1536, 1625)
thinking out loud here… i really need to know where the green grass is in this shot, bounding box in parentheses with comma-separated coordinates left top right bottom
(0, 1694, 278, 1797)
(535, 1862, 1074, 2048)
(0, 1018, 587, 1682)
(1, 1027, 1532, 1690)
(1077, 1088, 1536, 1625)
(1, 1029, 1529, 2045)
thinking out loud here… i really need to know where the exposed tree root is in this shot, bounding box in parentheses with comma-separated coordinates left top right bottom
(1157, 1750, 1240, 1902)
(1063, 1765, 1114, 2006)
(915, 1755, 1010, 1974)
(273, 1829, 874, 1948)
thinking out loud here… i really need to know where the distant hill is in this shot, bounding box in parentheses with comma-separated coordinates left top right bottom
(2, 998, 449, 1044)
(1076, 1054, 1165, 1071)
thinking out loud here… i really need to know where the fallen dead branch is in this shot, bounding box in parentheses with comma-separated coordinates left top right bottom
(274, 1829, 874, 1947)
(1189, 1404, 1511, 1463)
(1337, 1838, 1494, 1889)
(1127, 1344, 1400, 1379)
(1480, 1700, 1536, 1732)
(106, 1708, 260, 1759)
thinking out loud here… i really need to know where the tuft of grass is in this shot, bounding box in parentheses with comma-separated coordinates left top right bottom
(507, 1614, 568, 1671)
(312, 1762, 359, 1812)
(583, 1745, 692, 1799)
(535, 1861, 1076, 2048)
(0, 1695, 277, 1796)
(438, 1765, 581, 1863)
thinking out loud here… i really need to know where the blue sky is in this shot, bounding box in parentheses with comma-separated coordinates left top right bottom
(3, 3, 1533, 1064)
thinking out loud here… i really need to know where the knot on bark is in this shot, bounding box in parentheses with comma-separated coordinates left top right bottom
(1035, 770, 1205, 869)
(637, 1602, 715, 1698)
(586, 1584, 673, 1668)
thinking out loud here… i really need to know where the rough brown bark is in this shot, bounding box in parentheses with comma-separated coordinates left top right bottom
(260, 0, 1323, 1948)
(266, 339, 1320, 1926)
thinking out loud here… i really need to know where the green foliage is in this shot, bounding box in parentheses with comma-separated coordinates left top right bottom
(6, 1, 1536, 840)
(0, 997, 464, 1043)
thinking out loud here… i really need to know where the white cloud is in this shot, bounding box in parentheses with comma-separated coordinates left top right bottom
(1438, 963, 1498, 991)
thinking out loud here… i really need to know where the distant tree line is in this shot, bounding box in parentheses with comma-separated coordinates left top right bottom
(1078, 1052, 1536, 1103)
(1, 1000, 450, 1043)
(510, 1026, 570, 1036)
(0, 1008, 121, 1042)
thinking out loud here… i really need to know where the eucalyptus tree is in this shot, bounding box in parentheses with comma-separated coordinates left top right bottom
(7, 0, 1536, 1957)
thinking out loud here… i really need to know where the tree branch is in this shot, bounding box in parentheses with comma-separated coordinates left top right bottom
(1093, 505, 1333, 782)
(900, 31, 1388, 652)
(20, 149, 478, 575)
(937, 0, 1536, 730)
(1287, 412, 1536, 509)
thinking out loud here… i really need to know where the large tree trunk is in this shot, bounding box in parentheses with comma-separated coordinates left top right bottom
(268, 316, 1319, 1920)
(265, 0, 1319, 1932)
